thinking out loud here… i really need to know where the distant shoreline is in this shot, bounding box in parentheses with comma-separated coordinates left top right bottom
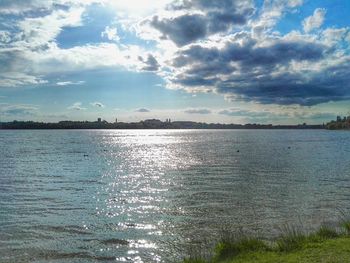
(0, 119, 325, 130)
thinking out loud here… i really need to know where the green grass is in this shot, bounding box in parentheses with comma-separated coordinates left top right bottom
(276, 224, 306, 252)
(225, 238, 350, 263)
(342, 221, 350, 235)
(183, 222, 350, 263)
(213, 238, 269, 261)
(338, 209, 350, 235)
(313, 225, 339, 239)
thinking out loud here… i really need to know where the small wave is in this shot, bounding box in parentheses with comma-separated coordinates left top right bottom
(34, 225, 92, 235)
(35, 250, 116, 261)
(101, 238, 129, 246)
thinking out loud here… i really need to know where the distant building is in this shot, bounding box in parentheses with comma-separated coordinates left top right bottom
(144, 119, 162, 124)
(115, 118, 118, 123)
(97, 118, 101, 122)
(337, 116, 341, 122)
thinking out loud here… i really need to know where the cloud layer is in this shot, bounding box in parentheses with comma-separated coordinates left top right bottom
(149, 0, 254, 46)
(147, 0, 350, 106)
(0, 0, 350, 116)
(0, 103, 38, 116)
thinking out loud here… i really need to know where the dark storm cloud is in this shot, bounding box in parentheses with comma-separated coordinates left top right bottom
(139, 54, 160, 71)
(150, 14, 207, 47)
(168, 35, 350, 106)
(172, 74, 218, 86)
(149, 0, 254, 46)
(217, 60, 350, 106)
(218, 108, 337, 121)
(175, 38, 325, 68)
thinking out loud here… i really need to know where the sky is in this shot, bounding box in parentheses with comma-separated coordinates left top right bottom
(0, 0, 350, 124)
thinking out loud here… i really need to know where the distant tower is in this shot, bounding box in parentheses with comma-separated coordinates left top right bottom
(115, 118, 118, 123)
(98, 118, 101, 122)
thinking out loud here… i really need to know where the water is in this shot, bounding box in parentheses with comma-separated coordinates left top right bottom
(1, 129, 350, 262)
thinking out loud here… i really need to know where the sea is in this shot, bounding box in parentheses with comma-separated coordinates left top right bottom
(1, 129, 350, 262)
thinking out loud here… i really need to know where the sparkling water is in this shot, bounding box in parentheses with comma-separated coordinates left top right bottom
(1, 129, 350, 262)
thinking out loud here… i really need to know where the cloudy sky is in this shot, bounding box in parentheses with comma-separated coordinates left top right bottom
(0, 0, 350, 124)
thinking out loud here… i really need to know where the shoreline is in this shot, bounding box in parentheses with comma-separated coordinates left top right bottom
(0, 120, 324, 130)
(183, 221, 350, 263)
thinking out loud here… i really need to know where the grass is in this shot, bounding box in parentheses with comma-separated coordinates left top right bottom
(213, 237, 269, 261)
(183, 220, 350, 263)
(313, 225, 339, 239)
(342, 221, 350, 235)
(276, 224, 306, 252)
(339, 209, 350, 235)
(224, 238, 350, 263)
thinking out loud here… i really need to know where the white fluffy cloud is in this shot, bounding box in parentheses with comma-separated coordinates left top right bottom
(56, 81, 85, 86)
(0, 5, 87, 87)
(287, 0, 303, 8)
(0, 40, 147, 87)
(31, 43, 127, 72)
(0, 31, 11, 44)
(252, 0, 303, 32)
(303, 8, 326, 33)
(101, 26, 120, 42)
(67, 102, 86, 110)
(0, 72, 47, 87)
(17, 7, 84, 48)
(0, 0, 103, 14)
(0, 0, 152, 88)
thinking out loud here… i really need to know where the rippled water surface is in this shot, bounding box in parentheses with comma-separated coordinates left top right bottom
(1, 129, 350, 262)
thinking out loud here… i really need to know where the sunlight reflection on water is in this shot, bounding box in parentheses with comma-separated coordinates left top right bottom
(96, 130, 197, 262)
(1, 130, 350, 262)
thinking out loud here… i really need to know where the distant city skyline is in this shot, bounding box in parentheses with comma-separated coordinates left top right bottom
(1, 0, 350, 124)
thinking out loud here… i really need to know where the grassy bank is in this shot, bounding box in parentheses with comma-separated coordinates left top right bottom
(184, 221, 350, 263)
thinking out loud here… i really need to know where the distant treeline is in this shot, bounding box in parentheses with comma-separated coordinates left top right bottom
(326, 116, 350, 130)
(0, 119, 325, 130)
